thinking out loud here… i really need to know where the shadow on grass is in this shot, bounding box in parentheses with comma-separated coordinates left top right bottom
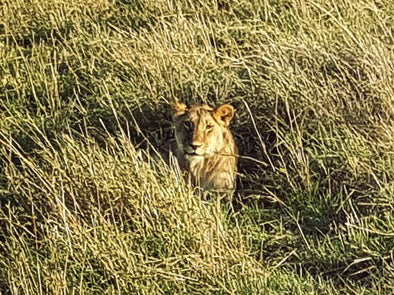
(122, 100, 274, 198)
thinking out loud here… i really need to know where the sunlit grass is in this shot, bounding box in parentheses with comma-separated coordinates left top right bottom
(0, 0, 393, 293)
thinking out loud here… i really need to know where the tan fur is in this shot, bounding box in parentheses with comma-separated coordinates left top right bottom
(172, 102, 238, 192)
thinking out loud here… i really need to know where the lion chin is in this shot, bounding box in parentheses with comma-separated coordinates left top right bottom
(171, 102, 238, 193)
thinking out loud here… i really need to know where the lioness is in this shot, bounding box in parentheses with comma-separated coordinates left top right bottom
(172, 101, 238, 192)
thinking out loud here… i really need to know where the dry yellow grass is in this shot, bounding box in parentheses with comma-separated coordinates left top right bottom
(0, 0, 393, 293)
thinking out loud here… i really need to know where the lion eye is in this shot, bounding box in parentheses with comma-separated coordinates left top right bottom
(183, 121, 192, 130)
(206, 125, 213, 132)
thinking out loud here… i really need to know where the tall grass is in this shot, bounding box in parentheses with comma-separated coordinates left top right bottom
(0, 0, 393, 293)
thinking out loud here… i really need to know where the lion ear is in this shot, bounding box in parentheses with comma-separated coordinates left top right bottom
(213, 104, 235, 126)
(172, 101, 187, 115)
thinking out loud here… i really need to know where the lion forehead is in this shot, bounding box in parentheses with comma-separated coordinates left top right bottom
(189, 110, 216, 125)
(177, 106, 216, 126)
(189, 104, 213, 112)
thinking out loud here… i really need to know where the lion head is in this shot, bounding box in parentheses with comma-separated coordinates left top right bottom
(172, 102, 235, 158)
(171, 102, 237, 191)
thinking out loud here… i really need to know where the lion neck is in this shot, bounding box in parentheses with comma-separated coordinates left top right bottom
(183, 130, 237, 190)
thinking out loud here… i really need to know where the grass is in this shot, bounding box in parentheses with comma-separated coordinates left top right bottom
(0, 0, 393, 293)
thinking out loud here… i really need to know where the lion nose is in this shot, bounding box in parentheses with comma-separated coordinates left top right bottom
(190, 142, 203, 150)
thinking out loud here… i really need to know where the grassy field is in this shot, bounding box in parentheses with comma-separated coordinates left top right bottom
(0, 0, 393, 293)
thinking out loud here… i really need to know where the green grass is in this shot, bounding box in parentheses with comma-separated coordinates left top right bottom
(0, 0, 393, 293)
